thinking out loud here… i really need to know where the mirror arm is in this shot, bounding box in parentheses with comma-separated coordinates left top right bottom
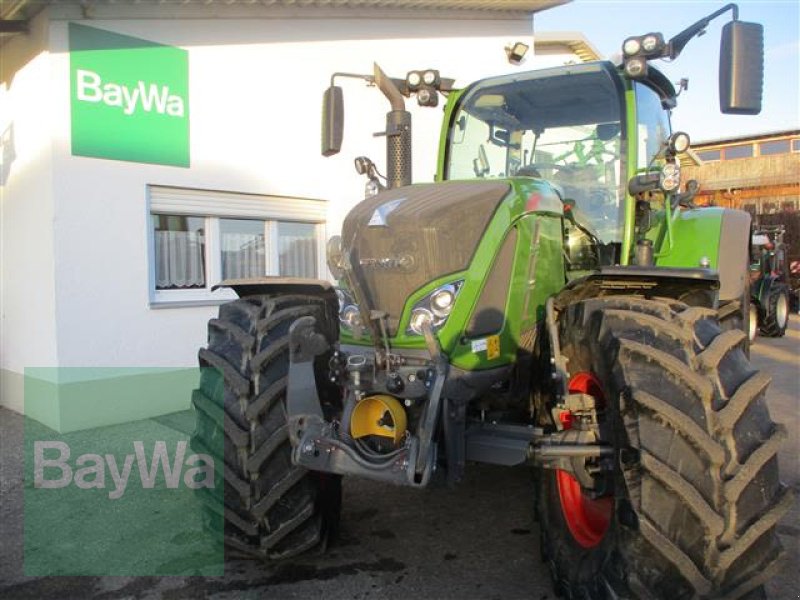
(330, 72, 374, 87)
(668, 3, 738, 59)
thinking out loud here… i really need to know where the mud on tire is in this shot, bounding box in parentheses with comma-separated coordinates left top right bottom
(191, 294, 341, 560)
(538, 296, 792, 599)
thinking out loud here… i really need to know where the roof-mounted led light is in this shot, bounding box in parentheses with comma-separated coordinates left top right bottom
(641, 33, 664, 54)
(623, 37, 642, 56)
(422, 70, 438, 86)
(624, 57, 647, 78)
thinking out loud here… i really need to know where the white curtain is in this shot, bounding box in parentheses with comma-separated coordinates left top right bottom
(155, 231, 205, 289)
(279, 236, 316, 278)
(222, 232, 265, 279)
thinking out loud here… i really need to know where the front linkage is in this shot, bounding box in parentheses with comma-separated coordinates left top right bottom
(284, 307, 614, 491)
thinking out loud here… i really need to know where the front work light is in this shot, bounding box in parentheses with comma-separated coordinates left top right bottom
(668, 131, 691, 155)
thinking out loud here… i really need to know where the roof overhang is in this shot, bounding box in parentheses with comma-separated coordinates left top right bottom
(2, 0, 570, 42)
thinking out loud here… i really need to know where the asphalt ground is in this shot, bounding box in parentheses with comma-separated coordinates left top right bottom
(1, 320, 798, 599)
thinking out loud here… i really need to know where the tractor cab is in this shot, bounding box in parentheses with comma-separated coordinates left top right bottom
(443, 63, 626, 246)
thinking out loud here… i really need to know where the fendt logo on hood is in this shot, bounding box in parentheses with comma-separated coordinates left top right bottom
(75, 69, 186, 117)
(359, 254, 416, 272)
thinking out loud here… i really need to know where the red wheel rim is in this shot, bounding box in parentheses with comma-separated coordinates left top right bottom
(556, 372, 613, 549)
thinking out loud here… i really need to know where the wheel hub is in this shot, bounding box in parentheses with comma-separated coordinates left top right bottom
(556, 372, 613, 549)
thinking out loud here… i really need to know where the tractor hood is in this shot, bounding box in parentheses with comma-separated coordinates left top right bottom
(341, 181, 511, 331)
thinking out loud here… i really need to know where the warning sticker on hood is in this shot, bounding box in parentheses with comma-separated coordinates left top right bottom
(471, 335, 500, 360)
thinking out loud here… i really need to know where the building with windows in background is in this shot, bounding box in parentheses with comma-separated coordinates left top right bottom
(682, 129, 800, 215)
(2, 0, 611, 430)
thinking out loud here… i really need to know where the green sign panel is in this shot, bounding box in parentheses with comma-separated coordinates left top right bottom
(69, 23, 190, 167)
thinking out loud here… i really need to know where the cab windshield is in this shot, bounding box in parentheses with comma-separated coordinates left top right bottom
(446, 64, 624, 242)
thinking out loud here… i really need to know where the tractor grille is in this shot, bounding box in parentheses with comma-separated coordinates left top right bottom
(342, 181, 510, 332)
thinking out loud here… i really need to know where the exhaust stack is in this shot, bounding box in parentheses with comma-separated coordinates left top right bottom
(374, 63, 412, 189)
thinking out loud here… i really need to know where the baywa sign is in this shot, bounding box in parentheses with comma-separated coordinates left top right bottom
(69, 23, 190, 167)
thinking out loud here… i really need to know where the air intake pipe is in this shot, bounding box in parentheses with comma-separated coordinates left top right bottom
(374, 63, 412, 189)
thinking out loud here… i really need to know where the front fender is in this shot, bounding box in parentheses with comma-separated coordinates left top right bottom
(213, 276, 337, 301)
(656, 208, 751, 302)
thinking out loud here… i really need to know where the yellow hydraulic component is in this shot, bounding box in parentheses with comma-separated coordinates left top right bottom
(350, 394, 407, 446)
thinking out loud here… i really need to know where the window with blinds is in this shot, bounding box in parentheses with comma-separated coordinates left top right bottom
(148, 187, 325, 307)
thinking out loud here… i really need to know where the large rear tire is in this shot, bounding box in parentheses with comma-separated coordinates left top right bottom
(759, 284, 790, 337)
(538, 296, 791, 599)
(191, 294, 341, 560)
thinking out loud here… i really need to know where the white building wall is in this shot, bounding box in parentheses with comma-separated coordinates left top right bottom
(0, 11, 60, 412)
(43, 12, 535, 372)
(1, 7, 587, 415)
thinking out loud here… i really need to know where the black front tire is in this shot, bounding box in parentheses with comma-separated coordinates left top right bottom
(718, 294, 753, 353)
(191, 294, 341, 560)
(538, 296, 791, 599)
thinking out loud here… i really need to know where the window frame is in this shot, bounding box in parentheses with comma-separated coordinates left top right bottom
(147, 186, 327, 308)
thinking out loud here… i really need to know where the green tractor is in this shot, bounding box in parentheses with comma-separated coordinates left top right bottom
(192, 5, 791, 598)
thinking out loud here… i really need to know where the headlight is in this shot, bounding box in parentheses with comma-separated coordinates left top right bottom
(409, 308, 434, 335)
(406, 281, 463, 336)
(430, 284, 457, 318)
(327, 235, 345, 280)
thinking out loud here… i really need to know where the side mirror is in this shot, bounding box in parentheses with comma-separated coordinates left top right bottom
(322, 85, 344, 157)
(628, 172, 661, 195)
(719, 21, 764, 115)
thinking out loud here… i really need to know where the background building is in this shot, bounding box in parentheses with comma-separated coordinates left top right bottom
(682, 129, 800, 214)
(1, 0, 606, 429)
